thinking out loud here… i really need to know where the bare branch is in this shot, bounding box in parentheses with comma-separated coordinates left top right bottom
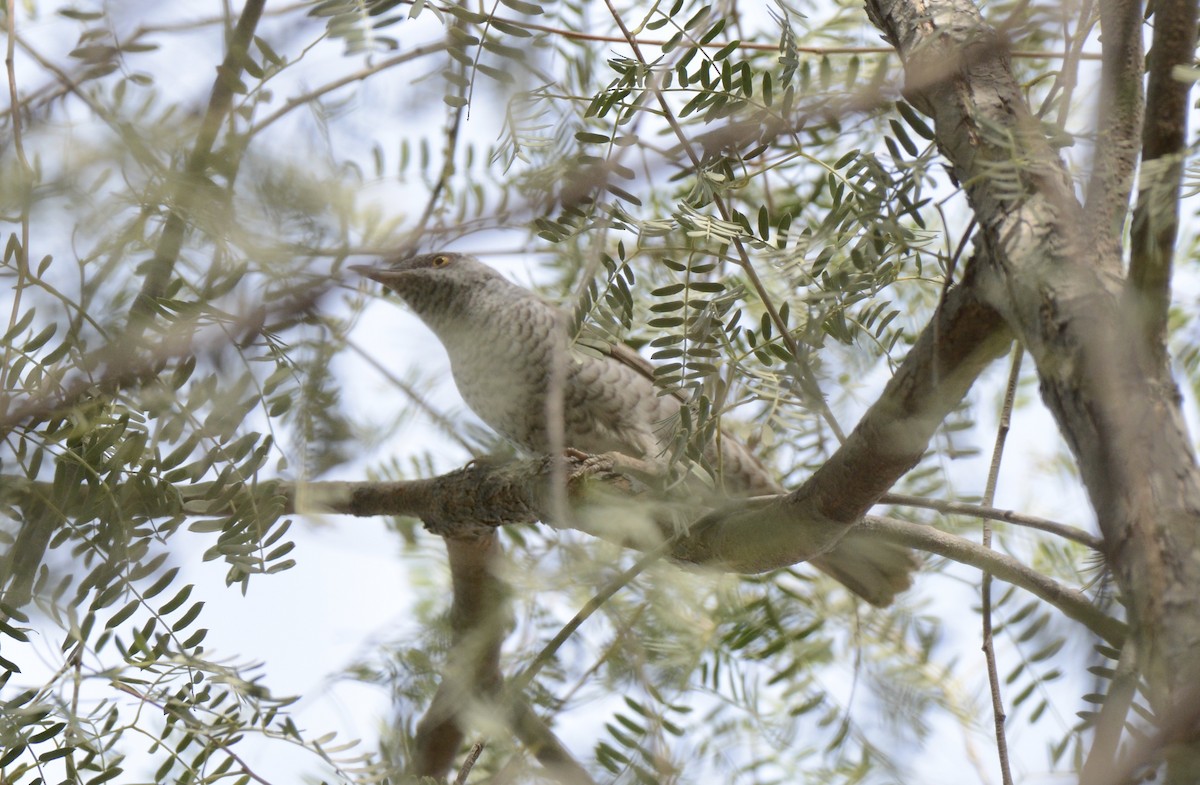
(126, 0, 268, 329)
(880, 493, 1103, 550)
(861, 517, 1126, 646)
(980, 345, 1024, 785)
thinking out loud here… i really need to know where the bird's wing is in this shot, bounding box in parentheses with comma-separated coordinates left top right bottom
(580, 334, 780, 494)
(579, 334, 919, 606)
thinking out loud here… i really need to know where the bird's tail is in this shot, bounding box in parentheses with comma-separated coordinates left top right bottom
(810, 532, 920, 607)
(709, 436, 919, 606)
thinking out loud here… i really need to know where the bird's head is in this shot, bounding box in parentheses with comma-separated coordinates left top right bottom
(351, 252, 513, 328)
(350, 251, 498, 290)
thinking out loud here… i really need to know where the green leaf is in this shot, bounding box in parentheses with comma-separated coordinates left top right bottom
(105, 600, 139, 629)
(896, 99, 936, 139)
(713, 39, 739, 60)
(158, 585, 193, 615)
(501, 0, 544, 13)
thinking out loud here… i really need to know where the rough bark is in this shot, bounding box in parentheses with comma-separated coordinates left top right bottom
(1085, 0, 1144, 252)
(1129, 0, 1198, 361)
(864, 0, 1200, 775)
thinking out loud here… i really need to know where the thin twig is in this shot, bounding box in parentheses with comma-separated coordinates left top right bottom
(980, 343, 1023, 785)
(14, 34, 160, 172)
(411, 32, 466, 241)
(598, 0, 847, 442)
(248, 43, 448, 136)
(454, 742, 485, 785)
(111, 682, 276, 785)
(344, 336, 477, 452)
(879, 492, 1102, 550)
(3, 0, 34, 388)
(509, 524, 699, 694)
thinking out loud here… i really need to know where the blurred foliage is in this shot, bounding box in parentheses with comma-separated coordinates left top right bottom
(0, 0, 1163, 782)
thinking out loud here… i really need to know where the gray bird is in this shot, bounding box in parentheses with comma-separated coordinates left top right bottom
(353, 252, 916, 606)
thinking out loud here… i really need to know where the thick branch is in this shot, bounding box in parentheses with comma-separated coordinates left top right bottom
(677, 260, 1011, 570)
(151, 456, 1120, 645)
(865, 0, 1200, 747)
(410, 532, 595, 784)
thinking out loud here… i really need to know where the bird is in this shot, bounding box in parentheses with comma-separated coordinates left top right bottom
(352, 252, 917, 606)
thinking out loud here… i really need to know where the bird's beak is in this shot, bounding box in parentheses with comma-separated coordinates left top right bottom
(349, 264, 396, 283)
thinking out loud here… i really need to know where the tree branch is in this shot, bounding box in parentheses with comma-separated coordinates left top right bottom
(126, 448, 1120, 646)
(1128, 0, 1196, 358)
(1084, 0, 1144, 250)
(684, 259, 1010, 572)
(880, 493, 1103, 550)
(127, 0, 267, 330)
(861, 517, 1126, 646)
(412, 533, 505, 779)
(864, 0, 1200, 761)
(411, 533, 596, 784)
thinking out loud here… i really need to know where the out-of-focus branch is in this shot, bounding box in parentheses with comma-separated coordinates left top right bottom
(127, 0, 267, 329)
(0, 283, 330, 433)
(411, 533, 506, 778)
(410, 533, 596, 784)
(432, 5, 1103, 60)
(3, 0, 34, 387)
(1079, 640, 1139, 785)
(248, 43, 448, 137)
(1080, 684, 1200, 785)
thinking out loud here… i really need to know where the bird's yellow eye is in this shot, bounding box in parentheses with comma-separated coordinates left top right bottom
(432, 254, 451, 268)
